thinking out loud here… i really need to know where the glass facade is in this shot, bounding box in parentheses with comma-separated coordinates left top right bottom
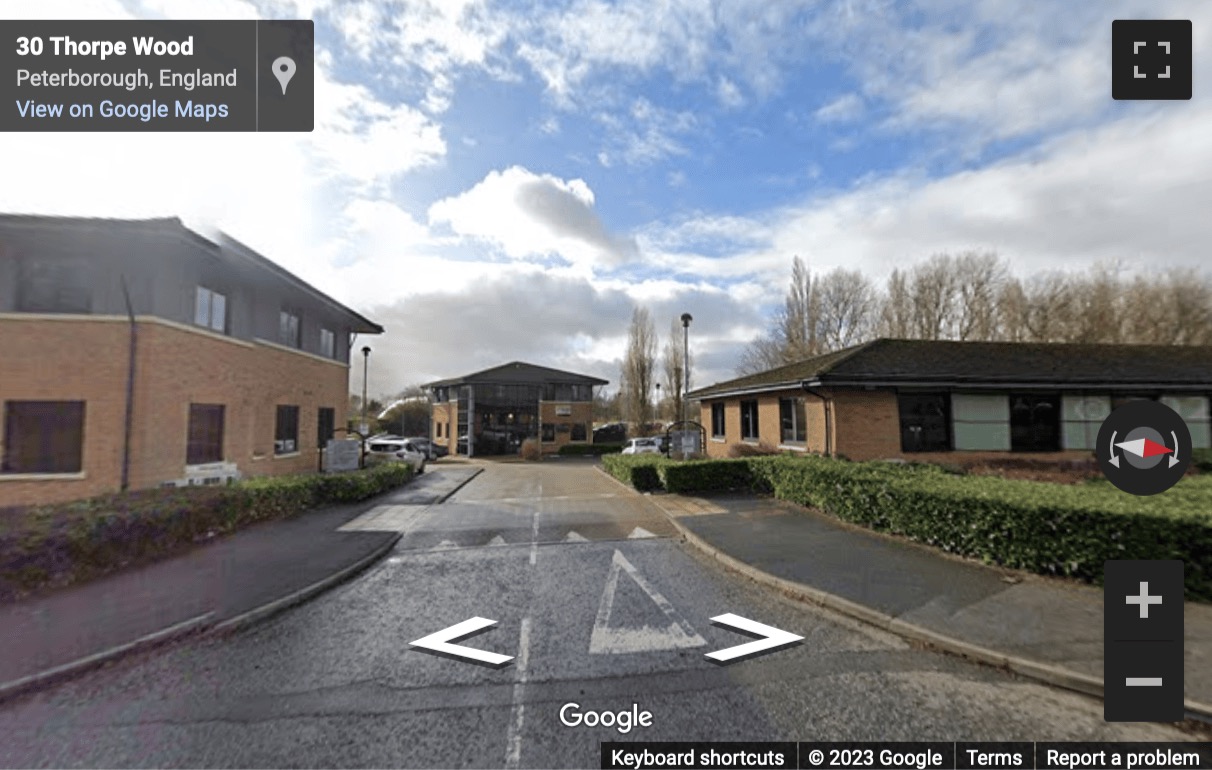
(441, 380, 596, 456)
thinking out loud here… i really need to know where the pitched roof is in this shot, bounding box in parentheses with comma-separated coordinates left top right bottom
(0, 214, 383, 334)
(426, 361, 609, 388)
(689, 338, 1212, 399)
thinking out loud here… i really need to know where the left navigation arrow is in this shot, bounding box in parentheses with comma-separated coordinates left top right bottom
(409, 617, 514, 667)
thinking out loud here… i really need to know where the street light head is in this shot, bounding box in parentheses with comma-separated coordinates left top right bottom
(361, 346, 371, 356)
(680, 313, 693, 327)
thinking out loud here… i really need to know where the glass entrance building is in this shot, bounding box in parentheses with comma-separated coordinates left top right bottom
(427, 362, 608, 456)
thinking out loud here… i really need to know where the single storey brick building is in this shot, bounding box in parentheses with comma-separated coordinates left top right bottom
(0, 215, 382, 507)
(689, 338, 1212, 462)
(427, 362, 607, 456)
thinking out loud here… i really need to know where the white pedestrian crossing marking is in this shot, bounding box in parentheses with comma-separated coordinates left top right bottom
(563, 531, 588, 542)
(627, 527, 656, 539)
(487, 535, 507, 546)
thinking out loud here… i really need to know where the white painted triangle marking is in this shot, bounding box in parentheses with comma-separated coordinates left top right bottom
(564, 531, 588, 542)
(628, 526, 656, 539)
(589, 549, 705, 654)
(433, 540, 459, 550)
(487, 535, 507, 546)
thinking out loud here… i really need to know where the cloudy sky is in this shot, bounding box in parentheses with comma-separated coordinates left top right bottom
(5, 0, 1211, 398)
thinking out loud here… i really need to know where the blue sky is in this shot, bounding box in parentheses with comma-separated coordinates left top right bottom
(6, 0, 1212, 397)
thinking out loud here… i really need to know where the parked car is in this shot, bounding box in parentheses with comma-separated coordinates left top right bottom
(593, 422, 628, 443)
(405, 436, 448, 459)
(620, 436, 668, 455)
(366, 438, 427, 473)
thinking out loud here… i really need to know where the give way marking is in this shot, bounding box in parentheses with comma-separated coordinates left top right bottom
(588, 549, 706, 654)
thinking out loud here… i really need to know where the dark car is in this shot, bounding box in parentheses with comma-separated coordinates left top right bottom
(593, 422, 627, 443)
(406, 437, 448, 459)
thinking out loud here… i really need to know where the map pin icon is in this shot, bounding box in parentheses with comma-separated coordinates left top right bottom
(272, 56, 296, 95)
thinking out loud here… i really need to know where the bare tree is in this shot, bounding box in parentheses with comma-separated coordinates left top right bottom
(910, 253, 958, 339)
(814, 268, 877, 350)
(878, 268, 914, 338)
(782, 255, 820, 361)
(620, 306, 657, 430)
(661, 317, 688, 424)
(952, 251, 1008, 341)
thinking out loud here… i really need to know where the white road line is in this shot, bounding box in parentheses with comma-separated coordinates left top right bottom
(504, 617, 532, 770)
(528, 481, 541, 566)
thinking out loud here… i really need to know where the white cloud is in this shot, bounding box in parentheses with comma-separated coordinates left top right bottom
(717, 76, 744, 108)
(815, 92, 864, 124)
(427, 166, 638, 268)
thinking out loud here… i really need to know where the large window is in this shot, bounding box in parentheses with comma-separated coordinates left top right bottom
(2, 401, 85, 474)
(779, 397, 807, 444)
(1010, 394, 1061, 451)
(186, 404, 225, 465)
(571, 423, 587, 441)
(952, 393, 1010, 451)
(275, 405, 299, 454)
(1161, 396, 1211, 448)
(711, 403, 725, 438)
(194, 287, 226, 333)
(899, 393, 951, 452)
(317, 407, 335, 448)
(740, 400, 759, 440)
(16, 259, 91, 313)
(319, 328, 335, 358)
(279, 310, 301, 348)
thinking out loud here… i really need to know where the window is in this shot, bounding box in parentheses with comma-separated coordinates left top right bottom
(16, 258, 91, 313)
(711, 403, 725, 438)
(1161, 396, 1211, 449)
(952, 393, 1010, 451)
(571, 423, 587, 441)
(319, 328, 335, 358)
(279, 310, 300, 348)
(541, 423, 555, 441)
(194, 287, 226, 333)
(317, 407, 335, 448)
(275, 405, 299, 454)
(1061, 394, 1111, 450)
(2, 401, 85, 474)
(740, 400, 759, 440)
(1010, 394, 1060, 451)
(186, 404, 225, 465)
(779, 397, 807, 444)
(899, 393, 951, 452)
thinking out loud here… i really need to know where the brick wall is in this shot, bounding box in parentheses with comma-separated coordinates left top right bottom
(0, 315, 353, 506)
(539, 401, 593, 453)
(701, 388, 827, 458)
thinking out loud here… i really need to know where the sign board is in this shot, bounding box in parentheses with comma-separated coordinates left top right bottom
(555, 404, 572, 416)
(674, 430, 700, 455)
(325, 439, 361, 472)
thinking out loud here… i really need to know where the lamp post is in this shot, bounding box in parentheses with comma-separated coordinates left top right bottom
(360, 346, 371, 466)
(680, 313, 692, 424)
(654, 382, 661, 426)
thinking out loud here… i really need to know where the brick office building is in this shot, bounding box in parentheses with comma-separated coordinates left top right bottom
(427, 362, 607, 456)
(0, 215, 383, 507)
(690, 338, 1212, 462)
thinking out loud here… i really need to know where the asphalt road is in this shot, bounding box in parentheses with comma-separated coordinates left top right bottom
(0, 461, 1197, 768)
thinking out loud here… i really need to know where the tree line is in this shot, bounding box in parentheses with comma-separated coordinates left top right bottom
(616, 307, 691, 427)
(738, 252, 1212, 375)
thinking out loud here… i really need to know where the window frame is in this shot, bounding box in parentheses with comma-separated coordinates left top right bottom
(710, 403, 726, 438)
(1009, 393, 1061, 452)
(898, 392, 952, 453)
(739, 399, 759, 441)
(186, 403, 225, 465)
(278, 309, 301, 348)
(274, 404, 300, 455)
(316, 406, 335, 449)
(319, 328, 335, 359)
(779, 397, 807, 445)
(2, 400, 86, 474)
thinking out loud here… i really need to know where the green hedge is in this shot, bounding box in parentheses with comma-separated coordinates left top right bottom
(0, 463, 413, 601)
(658, 458, 755, 493)
(601, 454, 667, 491)
(558, 442, 625, 456)
(606, 452, 1212, 601)
(1194, 448, 1212, 473)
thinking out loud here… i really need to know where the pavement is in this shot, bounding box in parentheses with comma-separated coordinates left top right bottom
(0, 465, 481, 701)
(642, 485, 1212, 720)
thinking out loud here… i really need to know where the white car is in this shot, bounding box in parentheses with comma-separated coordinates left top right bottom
(366, 438, 427, 473)
(620, 437, 666, 455)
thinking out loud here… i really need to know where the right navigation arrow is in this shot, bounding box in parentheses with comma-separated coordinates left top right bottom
(705, 613, 804, 664)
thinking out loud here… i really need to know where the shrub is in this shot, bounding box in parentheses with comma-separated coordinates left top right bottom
(601, 454, 666, 491)
(557, 442, 625, 456)
(659, 458, 754, 493)
(727, 441, 781, 458)
(1194, 448, 1212, 473)
(0, 464, 413, 601)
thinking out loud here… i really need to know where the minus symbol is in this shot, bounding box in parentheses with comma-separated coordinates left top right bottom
(1125, 677, 1163, 686)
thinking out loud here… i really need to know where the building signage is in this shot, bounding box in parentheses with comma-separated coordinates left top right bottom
(555, 404, 572, 416)
(325, 439, 361, 472)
